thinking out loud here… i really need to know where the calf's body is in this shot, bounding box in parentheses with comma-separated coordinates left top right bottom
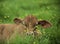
(0, 24, 26, 40)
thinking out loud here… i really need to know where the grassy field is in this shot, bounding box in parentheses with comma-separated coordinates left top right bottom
(0, 0, 60, 44)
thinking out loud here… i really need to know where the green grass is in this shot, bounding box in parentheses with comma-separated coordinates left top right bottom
(0, 0, 60, 44)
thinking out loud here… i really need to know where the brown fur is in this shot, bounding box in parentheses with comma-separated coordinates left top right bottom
(23, 15, 38, 27)
(0, 24, 26, 40)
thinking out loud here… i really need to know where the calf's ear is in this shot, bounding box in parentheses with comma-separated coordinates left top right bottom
(13, 18, 22, 24)
(38, 20, 51, 28)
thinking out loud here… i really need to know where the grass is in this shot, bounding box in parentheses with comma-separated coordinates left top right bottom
(0, 0, 60, 44)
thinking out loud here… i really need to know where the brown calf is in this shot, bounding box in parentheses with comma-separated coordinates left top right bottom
(0, 15, 51, 40)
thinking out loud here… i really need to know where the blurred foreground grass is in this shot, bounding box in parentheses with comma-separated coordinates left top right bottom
(0, 0, 60, 44)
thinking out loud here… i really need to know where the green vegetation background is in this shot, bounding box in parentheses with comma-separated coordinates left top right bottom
(0, 0, 60, 44)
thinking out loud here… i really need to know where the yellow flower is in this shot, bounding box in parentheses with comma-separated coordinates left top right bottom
(38, 19, 42, 21)
(24, 29, 27, 32)
(4, 16, 7, 18)
(36, 30, 42, 35)
(7, 16, 9, 18)
(37, 30, 40, 33)
(35, 26, 38, 28)
(33, 42, 36, 44)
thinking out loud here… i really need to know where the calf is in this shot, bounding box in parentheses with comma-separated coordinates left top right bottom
(0, 15, 51, 40)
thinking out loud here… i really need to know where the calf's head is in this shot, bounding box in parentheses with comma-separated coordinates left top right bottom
(13, 15, 51, 35)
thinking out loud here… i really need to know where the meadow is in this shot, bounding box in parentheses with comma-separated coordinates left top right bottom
(0, 0, 60, 44)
